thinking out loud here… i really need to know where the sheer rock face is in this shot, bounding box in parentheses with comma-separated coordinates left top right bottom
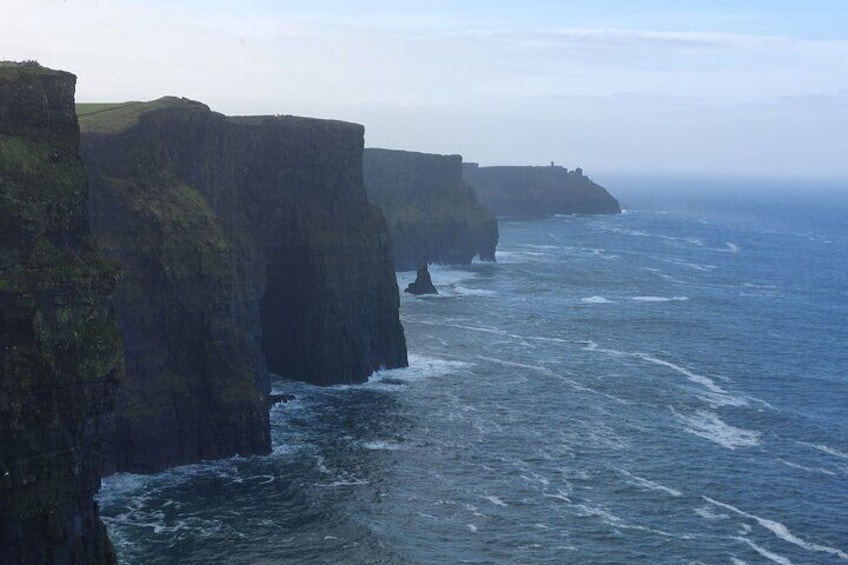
(463, 163, 621, 218)
(80, 98, 407, 473)
(363, 148, 498, 272)
(0, 63, 123, 564)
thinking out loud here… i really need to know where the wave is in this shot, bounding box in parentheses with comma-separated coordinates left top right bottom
(705, 496, 848, 561)
(480, 354, 630, 405)
(673, 409, 760, 449)
(480, 495, 509, 507)
(736, 537, 793, 565)
(583, 342, 748, 407)
(581, 296, 615, 304)
(795, 440, 848, 461)
(362, 440, 405, 451)
(777, 458, 836, 476)
(618, 469, 682, 497)
(368, 354, 471, 387)
(630, 295, 690, 302)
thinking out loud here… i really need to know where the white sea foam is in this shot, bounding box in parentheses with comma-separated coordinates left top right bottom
(630, 295, 690, 302)
(705, 496, 848, 560)
(778, 458, 837, 476)
(618, 469, 682, 497)
(635, 353, 729, 396)
(795, 441, 848, 461)
(582, 295, 615, 304)
(543, 489, 572, 503)
(368, 353, 471, 387)
(362, 440, 404, 451)
(694, 505, 730, 521)
(730, 557, 748, 565)
(467, 524, 478, 533)
(736, 538, 793, 565)
(674, 409, 760, 449)
(481, 495, 509, 507)
(726, 242, 741, 253)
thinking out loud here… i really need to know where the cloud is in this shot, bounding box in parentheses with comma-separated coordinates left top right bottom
(1, 2, 845, 178)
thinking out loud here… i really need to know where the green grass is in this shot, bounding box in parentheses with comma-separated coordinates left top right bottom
(77, 97, 202, 133)
(75, 102, 138, 117)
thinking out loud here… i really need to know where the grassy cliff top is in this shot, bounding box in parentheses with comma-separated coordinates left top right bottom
(0, 60, 68, 76)
(78, 97, 209, 134)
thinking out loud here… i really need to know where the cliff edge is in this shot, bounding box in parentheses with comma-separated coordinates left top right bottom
(0, 62, 123, 564)
(80, 98, 407, 473)
(463, 163, 621, 218)
(364, 148, 498, 271)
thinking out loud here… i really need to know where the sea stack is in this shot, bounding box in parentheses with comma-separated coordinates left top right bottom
(0, 62, 123, 564)
(405, 265, 438, 295)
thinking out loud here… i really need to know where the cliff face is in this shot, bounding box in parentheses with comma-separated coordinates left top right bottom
(364, 148, 498, 271)
(0, 63, 123, 563)
(80, 99, 407, 472)
(463, 164, 621, 218)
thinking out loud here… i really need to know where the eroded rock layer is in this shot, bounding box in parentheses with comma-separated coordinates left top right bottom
(0, 62, 123, 564)
(364, 148, 498, 271)
(80, 98, 407, 473)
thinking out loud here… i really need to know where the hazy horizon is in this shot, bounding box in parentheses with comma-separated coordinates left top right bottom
(3, 0, 847, 182)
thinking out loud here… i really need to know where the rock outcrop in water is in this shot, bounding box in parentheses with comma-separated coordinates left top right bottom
(80, 97, 407, 474)
(364, 148, 498, 271)
(405, 265, 438, 295)
(463, 163, 621, 217)
(0, 62, 123, 564)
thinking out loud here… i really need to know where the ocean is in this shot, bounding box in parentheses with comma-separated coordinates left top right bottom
(98, 179, 848, 564)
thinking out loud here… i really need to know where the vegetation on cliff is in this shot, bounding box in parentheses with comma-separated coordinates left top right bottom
(0, 61, 123, 564)
(80, 97, 407, 472)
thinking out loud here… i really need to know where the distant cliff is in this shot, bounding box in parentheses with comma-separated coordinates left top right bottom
(463, 163, 621, 217)
(0, 63, 123, 563)
(80, 98, 407, 474)
(364, 148, 498, 271)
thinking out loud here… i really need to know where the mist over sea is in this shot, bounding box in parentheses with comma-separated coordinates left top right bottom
(99, 179, 848, 564)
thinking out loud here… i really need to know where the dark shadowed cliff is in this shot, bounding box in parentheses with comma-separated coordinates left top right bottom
(80, 98, 407, 474)
(0, 63, 123, 564)
(364, 148, 498, 271)
(463, 163, 621, 218)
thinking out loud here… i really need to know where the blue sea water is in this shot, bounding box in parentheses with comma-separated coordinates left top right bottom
(99, 180, 848, 564)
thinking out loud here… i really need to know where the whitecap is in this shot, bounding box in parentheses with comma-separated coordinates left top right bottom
(635, 353, 731, 398)
(367, 353, 471, 387)
(726, 242, 741, 253)
(673, 409, 760, 449)
(736, 538, 793, 565)
(480, 495, 508, 507)
(706, 496, 848, 560)
(795, 441, 848, 461)
(630, 296, 690, 302)
(618, 469, 682, 497)
(362, 440, 404, 451)
(694, 505, 730, 521)
(582, 296, 615, 304)
(467, 524, 478, 533)
(778, 458, 836, 476)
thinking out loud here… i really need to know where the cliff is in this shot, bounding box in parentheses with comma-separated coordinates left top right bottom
(0, 63, 123, 563)
(463, 163, 621, 217)
(80, 98, 407, 473)
(364, 148, 498, 271)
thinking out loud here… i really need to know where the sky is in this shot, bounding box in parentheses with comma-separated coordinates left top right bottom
(3, 0, 847, 181)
